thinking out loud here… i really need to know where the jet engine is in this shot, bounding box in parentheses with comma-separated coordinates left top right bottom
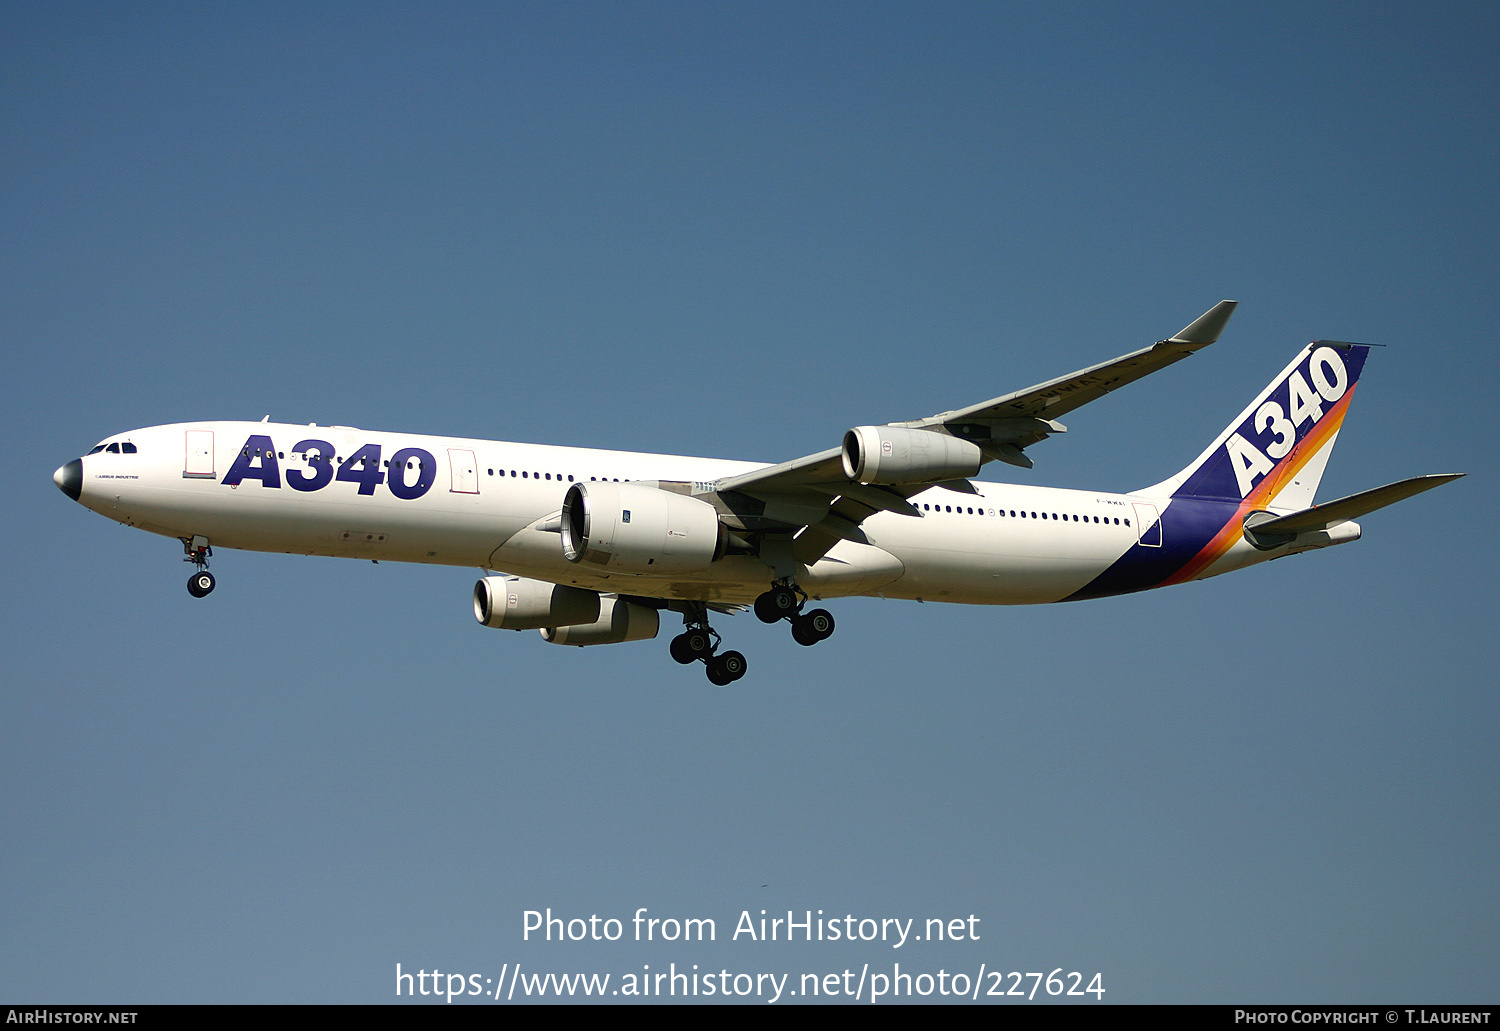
(560, 481, 725, 573)
(541, 596, 660, 646)
(473, 575, 601, 631)
(841, 426, 983, 485)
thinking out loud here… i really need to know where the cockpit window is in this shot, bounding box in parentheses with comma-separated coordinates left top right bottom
(122, 442, 137, 453)
(88, 444, 107, 455)
(106, 443, 121, 453)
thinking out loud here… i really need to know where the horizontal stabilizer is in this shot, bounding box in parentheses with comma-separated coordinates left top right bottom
(1249, 474, 1464, 535)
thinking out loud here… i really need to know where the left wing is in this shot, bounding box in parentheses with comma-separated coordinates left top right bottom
(708, 301, 1238, 546)
(896, 299, 1238, 460)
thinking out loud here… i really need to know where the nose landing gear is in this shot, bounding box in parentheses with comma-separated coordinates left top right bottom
(182, 536, 215, 598)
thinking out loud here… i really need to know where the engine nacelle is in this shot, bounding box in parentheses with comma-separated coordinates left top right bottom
(561, 481, 725, 573)
(841, 425, 984, 485)
(541, 596, 660, 646)
(473, 575, 601, 631)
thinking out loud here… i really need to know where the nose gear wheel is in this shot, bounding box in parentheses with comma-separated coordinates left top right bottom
(187, 570, 216, 598)
(181, 537, 215, 597)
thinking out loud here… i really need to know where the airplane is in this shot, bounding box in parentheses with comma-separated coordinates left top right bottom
(52, 301, 1461, 685)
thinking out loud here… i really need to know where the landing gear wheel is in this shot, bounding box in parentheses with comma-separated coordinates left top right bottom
(754, 585, 800, 623)
(684, 627, 712, 657)
(705, 650, 747, 685)
(670, 629, 714, 664)
(791, 608, 834, 646)
(805, 608, 834, 639)
(187, 571, 216, 598)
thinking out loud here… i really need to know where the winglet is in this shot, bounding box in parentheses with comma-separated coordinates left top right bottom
(1170, 300, 1238, 345)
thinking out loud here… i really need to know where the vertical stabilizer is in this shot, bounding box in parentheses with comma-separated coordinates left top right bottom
(1139, 342, 1371, 511)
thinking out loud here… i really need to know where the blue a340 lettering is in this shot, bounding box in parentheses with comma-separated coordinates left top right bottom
(221, 434, 436, 500)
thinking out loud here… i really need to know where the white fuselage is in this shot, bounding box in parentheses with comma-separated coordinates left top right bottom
(67, 420, 1311, 607)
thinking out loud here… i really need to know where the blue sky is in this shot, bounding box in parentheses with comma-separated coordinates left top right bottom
(2, 2, 1495, 1004)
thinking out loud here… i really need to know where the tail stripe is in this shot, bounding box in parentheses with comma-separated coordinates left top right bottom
(1159, 383, 1356, 587)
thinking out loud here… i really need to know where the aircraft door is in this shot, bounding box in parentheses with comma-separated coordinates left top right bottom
(1132, 502, 1163, 548)
(184, 430, 215, 478)
(449, 448, 479, 494)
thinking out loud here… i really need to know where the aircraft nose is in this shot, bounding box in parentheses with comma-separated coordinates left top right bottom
(54, 459, 82, 501)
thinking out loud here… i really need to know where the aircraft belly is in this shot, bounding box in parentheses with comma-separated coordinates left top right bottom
(881, 545, 1114, 604)
(99, 479, 518, 567)
(488, 528, 904, 604)
(864, 508, 1137, 604)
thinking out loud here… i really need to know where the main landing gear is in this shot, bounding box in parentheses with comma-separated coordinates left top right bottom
(754, 582, 835, 648)
(672, 583, 833, 685)
(670, 604, 748, 685)
(182, 536, 215, 598)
